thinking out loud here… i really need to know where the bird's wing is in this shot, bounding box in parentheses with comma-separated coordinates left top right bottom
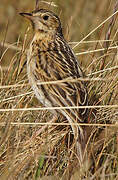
(46, 49, 88, 120)
(34, 37, 88, 123)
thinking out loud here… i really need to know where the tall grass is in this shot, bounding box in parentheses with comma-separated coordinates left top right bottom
(0, 0, 118, 179)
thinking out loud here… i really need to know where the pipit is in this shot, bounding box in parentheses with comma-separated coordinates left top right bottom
(20, 9, 88, 161)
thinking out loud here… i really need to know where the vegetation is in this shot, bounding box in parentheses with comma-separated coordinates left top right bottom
(0, 0, 118, 179)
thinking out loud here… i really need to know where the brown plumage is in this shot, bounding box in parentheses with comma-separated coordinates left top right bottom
(20, 9, 88, 162)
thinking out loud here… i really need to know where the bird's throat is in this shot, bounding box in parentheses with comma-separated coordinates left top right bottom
(34, 30, 55, 42)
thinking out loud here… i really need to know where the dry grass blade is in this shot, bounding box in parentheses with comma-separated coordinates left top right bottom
(0, 122, 118, 128)
(73, 9, 118, 49)
(35, 0, 40, 10)
(0, 104, 118, 112)
(100, 0, 118, 70)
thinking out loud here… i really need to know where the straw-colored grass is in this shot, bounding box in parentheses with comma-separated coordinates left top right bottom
(0, 0, 118, 179)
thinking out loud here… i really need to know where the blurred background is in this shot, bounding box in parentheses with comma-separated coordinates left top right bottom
(0, 0, 116, 67)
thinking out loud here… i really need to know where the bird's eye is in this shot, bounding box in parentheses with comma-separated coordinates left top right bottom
(43, 15, 49, 20)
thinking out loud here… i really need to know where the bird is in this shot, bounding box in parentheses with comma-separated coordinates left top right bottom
(20, 9, 88, 162)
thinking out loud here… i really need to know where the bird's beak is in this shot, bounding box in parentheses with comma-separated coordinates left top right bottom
(20, 12, 36, 30)
(19, 12, 33, 21)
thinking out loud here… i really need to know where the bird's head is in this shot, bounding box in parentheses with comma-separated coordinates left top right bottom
(20, 9, 62, 35)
